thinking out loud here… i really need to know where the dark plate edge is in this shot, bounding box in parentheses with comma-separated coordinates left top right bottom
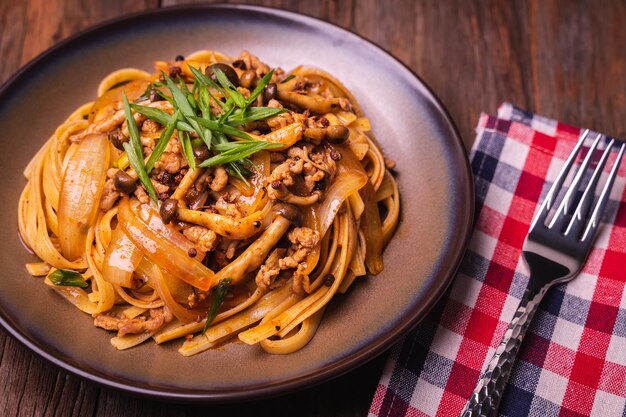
(0, 3, 475, 403)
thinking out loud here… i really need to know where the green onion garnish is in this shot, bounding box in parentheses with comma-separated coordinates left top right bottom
(198, 140, 281, 168)
(49, 269, 88, 288)
(122, 93, 157, 202)
(202, 278, 232, 334)
(146, 110, 180, 173)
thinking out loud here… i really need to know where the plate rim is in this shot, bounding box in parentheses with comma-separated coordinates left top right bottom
(0, 3, 474, 402)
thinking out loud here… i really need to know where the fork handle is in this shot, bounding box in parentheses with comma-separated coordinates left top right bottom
(459, 287, 547, 417)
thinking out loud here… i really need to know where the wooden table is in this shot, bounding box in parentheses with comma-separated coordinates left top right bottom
(1, 1, 625, 416)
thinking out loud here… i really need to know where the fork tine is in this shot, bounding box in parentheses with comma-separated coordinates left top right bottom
(548, 132, 603, 230)
(582, 142, 625, 241)
(564, 139, 615, 237)
(530, 129, 590, 230)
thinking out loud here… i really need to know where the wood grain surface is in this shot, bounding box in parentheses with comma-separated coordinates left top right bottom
(2, 1, 626, 416)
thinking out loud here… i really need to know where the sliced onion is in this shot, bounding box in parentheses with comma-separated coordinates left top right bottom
(360, 181, 384, 275)
(234, 151, 270, 214)
(58, 133, 110, 261)
(314, 145, 368, 237)
(146, 263, 205, 323)
(136, 258, 195, 307)
(133, 202, 204, 257)
(117, 199, 215, 291)
(102, 226, 143, 288)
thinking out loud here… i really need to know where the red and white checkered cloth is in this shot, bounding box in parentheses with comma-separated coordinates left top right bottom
(369, 103, 626, 417)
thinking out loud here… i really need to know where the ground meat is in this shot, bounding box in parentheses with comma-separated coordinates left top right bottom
(279, 227, 320, 269)
(237, 86, 251, 99)
(276, 227, 320, 294)
(210, 166, 228, 192)
(301, 146, 337, 192)
(99, 168, 121, 212)
(183, 226, 218, 252)
(100, 179, 120, 212)
(266, 111, 306, 130)
(268, 153, 304, 188)
(255, 248, 286, 289)
(215, 194, 242, 219)
(154, 151, 186, 174)
(165, 136, 182, 154)
(303, 165, 325, 192)
(289, 226, 320, 249)
(292, 266, 310, 294)
(267, 144, 336, 200)
(93, 315, 120, 331)
(267, 99, 283, 109)
(134, 186, 150, 204)
(236, 50, 271, 78)
(151, 179, 170, 195)
(187, 291, 208, 309)
(141, 119, 161, 134)
(93, 307, 173, 337)
(140, 135, 156, 149)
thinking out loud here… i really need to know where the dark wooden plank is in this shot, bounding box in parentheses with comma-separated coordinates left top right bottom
(161, 0, 348, 25)
(0, 0, 159, 85)
(43, 375, 100, 417)
(527, 0, 626, 137)
(0, 336, 30, 417)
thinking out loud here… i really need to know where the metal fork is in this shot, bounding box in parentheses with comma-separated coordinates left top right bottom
(460, 129, 625, 417)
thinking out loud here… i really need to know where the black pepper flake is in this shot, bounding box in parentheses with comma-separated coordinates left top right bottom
(275, 325, 281, 331)
(323, 274, 335, 287)
(175, 55, 185, 61)
(330, 148, 342, 161)
(253, 220, 261, 228)
(157, 171, 175, 186)
(188, 248, 197, 258)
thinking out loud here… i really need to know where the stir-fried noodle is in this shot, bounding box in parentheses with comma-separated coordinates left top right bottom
(18, 51, 400, 355)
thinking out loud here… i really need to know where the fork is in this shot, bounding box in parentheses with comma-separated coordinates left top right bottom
(460, 129, 625, 417)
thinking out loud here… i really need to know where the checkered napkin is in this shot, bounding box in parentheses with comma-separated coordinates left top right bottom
(369, 103, 626, 417)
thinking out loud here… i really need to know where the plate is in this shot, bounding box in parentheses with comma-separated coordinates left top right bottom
(0, 5, 473, 401)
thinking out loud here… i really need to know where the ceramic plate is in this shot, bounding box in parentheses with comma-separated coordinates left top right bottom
(0, 4, 473, 401)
